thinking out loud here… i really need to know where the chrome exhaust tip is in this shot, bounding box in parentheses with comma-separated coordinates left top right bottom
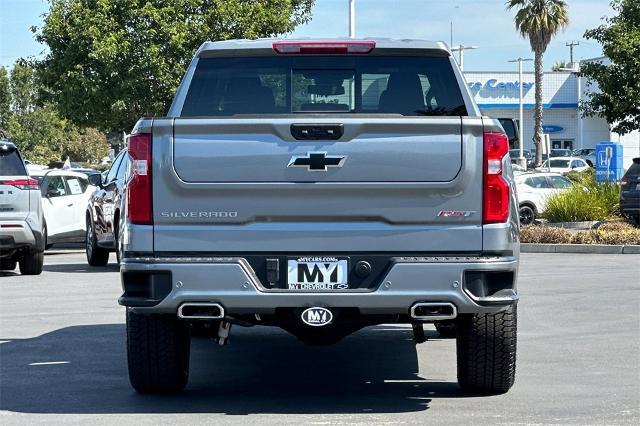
(178, 302, 225, 320)
(410, 302, 457, 321)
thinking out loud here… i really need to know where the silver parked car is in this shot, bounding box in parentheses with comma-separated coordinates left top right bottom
(119, 38, 520, 395)
(0, 141, 45, 274)
(572, 148, 596, 167)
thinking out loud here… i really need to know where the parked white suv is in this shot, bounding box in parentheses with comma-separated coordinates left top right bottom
(0, 141, 45, 274)
(30, 169, 95, 247)
(515, 172, 573, 224)
(537, 157, 590, 174)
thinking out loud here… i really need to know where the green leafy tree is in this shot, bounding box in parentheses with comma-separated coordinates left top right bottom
(35, 0, 314, 132)
(7, 105, 68, 163)
(4, 62, 109, 164)
(0, 67, 11, 131)
(580, 0, 640, 135)
(507, 0, 570, 165)
(9, 62, 38, 116)
(552, 60, 568, 72)
(63, 127, 109, 163)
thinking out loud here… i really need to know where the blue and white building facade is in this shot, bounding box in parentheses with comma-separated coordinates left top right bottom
(464, 60, 639, 168)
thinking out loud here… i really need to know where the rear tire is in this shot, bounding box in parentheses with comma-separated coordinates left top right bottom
(86, 219, 109, 266)
(126, 309, 190, 393)
(456, 305, 517, 395)
(519, 204, 536, 225)
(19, 251, 44, 275)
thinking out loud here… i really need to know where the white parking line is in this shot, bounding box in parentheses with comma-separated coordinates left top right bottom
(28, 361, 70, 366)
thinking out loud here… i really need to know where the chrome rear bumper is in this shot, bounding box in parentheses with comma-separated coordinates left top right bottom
(120, 255, 518, 316)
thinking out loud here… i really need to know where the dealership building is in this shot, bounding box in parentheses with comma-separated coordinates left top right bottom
(463, 58, 639, 168)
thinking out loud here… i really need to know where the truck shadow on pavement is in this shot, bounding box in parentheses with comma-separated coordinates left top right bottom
(0, 324, 473, 415)
(42, 263, 120, 273)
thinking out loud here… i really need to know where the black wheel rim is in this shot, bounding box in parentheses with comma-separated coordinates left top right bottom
(519, 207, 534, 225)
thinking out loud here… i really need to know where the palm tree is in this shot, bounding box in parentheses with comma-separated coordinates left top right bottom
(507, 0, 569, 165)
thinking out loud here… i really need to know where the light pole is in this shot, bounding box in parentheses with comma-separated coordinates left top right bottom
(349, 0, 355, 38)
(449, 4, 459, 48)
(451, 45, 477, 71)
(566, 41, 579, 70)
(509, 57, 533, 168)
(559, 65, 583, 149)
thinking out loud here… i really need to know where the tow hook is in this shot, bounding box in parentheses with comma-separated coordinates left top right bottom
(412, 323, 427, 344)
(217, 321, 231, 345)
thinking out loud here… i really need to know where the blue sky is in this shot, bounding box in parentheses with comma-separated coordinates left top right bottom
(1, 0, 613, 71)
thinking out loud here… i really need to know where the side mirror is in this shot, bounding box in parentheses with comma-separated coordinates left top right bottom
(46, 188, 59, 198)
(87, 173, 102, 187)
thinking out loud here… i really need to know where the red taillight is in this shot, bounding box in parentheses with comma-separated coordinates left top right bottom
(620, 176, 629, 186)
(272, 41, 375, 55)
(0, 178, 39, 190)
(483, 132, 510, 224)
(126, 133, 152, 225)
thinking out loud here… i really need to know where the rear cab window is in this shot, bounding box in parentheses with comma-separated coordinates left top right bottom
(181, 56, 467, 117)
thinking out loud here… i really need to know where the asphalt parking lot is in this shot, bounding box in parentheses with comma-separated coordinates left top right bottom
(1, 250, 638, 425)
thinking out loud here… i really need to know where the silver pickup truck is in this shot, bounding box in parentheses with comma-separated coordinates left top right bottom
(120, 38, 519, 395)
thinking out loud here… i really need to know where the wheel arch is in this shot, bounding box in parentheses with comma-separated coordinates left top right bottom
(518, 201, 538, 214)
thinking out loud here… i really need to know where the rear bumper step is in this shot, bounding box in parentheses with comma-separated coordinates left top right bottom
(121, 255, 518, 316)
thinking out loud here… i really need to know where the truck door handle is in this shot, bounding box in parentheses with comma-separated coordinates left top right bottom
(290, 124, 344, 140)
(67, 203, 74, 207)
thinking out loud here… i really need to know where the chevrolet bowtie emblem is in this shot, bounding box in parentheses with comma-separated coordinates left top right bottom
(287, 152, 347, 171)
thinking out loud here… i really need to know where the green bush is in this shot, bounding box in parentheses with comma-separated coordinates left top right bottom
(564, 167, 595, 183)
(94, 163, 110, 172)
(541, 171, 620, 222)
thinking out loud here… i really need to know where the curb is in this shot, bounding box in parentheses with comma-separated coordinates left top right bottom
(544, 221, 600, 230)
(521, 243, 640, 254)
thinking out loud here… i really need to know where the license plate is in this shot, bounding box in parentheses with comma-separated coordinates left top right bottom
(287, 257, 349, 290)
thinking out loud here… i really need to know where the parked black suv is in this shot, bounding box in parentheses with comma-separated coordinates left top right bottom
(620, 158, 640, 226)
(85, 149, 130, 265)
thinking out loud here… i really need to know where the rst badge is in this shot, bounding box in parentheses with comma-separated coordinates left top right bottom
(438, 210, 477, 218)
(301, 307, 334, 327)
(287, 257, 348, 290)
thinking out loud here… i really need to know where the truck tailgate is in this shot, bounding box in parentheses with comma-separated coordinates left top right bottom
(173, 118, 462, 183)
(151, 117, 484, 253)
